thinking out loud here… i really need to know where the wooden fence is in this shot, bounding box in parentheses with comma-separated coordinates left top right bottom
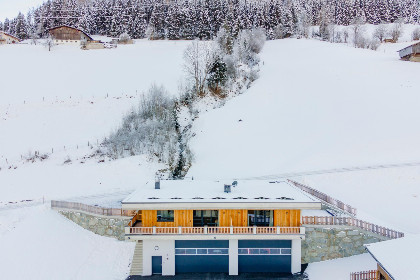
(289, 180, 357, 216)
(127, 226, 304, 235)
(51, 200, 133, 217)
(302, 216, 404, 239)
(350, 270, 378, 280)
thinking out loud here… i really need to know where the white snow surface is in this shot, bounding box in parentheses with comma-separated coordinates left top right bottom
(365, 234, 420, 280)
(123, 180, 320, 204)
(0, 40, 189, 161)
(305, 253, 377, 280)
(189, 38, 420, 179)
(0, 204, 135, 280)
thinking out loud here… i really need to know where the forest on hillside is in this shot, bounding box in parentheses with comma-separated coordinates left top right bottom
(1, 0, 419, 41)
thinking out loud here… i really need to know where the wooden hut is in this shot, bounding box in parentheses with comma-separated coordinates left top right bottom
(47, 25, 93, 45)
(0, 31, 20, 44)
(398, 42, 420, 62)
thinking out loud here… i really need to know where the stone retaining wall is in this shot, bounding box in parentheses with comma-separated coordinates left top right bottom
(302, 225, 389, 263)
(57, 209, 131, 241)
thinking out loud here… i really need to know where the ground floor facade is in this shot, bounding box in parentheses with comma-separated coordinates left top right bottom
(141, 238, 302, 276)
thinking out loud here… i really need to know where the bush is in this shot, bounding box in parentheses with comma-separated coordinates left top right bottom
(412, 28, 420, 41)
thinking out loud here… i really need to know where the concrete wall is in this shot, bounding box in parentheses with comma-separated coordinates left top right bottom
(143, 239, 175, 276)
(57, 210, 131, 241)
(302, 225, 388, 263)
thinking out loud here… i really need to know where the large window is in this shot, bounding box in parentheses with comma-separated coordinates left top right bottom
(193, 210, 218, 227)
(248, 210, 273, 226)
(157, 210, 174, 222)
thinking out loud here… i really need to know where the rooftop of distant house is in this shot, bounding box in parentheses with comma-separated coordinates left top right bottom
(366, 234, 420, 280)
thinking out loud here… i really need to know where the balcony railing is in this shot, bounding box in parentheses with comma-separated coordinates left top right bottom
(126, 226, 305, 235)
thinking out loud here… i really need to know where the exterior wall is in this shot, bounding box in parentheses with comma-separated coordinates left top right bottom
(291, 239, 302, 273)
(378, 263, 393, 280)
(302, 225, 388, 263)
(140, 238, 299, 276)
(84, 42, 105, 50)
(409, 54, 420, 62)
(142, 209, 300, 227)
(219, 209, 247, 226)
(274, 210, 301, 227)
(229, 239, 239, 275)
(143, 239, 175, 276)
(142, 210, 193, 227)
(58, 210, 131, 240)
(50, 27, 83, 41)
(0, 33, 19, 44)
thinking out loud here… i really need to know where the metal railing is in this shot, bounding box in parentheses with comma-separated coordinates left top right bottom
(51, 200, 133, 217)
(289, 180, 357, 216)
(126, 226, 304, 235)
(302, 216, 404, 239)
(350, 270, 378, 280)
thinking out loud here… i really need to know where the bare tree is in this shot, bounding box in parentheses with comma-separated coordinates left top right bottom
(412, 27, 420, 41)
(44, 35, 55, 51)
(351, 16, 366, 48)
(389, 19, 404, 42)
(183, 40, 213, 97)
(373, 24, 387, 42)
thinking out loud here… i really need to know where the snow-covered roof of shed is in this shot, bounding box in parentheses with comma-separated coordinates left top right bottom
(365, 235, 420, 280)
(123, 180, 319, 204)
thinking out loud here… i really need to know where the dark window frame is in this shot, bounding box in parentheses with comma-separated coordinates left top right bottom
(157, 210, 174, 222)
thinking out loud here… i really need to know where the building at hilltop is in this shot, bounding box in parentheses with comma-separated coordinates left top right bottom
(0, 31, 20, 45)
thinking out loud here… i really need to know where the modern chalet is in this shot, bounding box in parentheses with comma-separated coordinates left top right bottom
(47, 25, 93, 44)
(122, 180, 322, 276)
(0, 31, 20, 44)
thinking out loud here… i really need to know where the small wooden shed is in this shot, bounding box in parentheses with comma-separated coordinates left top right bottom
(0, 31, 20, 44)
(48, 25, 93, 44)
(398, 42, 420, 62)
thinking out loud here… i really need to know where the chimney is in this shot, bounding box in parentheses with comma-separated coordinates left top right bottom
(155, 178, 160, 189)
(224, 184, 231, 193)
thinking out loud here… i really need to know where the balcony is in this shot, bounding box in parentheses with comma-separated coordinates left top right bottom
(125, 226, 305, 235)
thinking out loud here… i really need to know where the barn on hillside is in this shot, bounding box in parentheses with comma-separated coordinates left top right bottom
(0, 31, 20, 45)
(47, 25, 93, 45)
(398, 42, 420, 62)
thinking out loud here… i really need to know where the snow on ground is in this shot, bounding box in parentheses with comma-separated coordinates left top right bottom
(0, 40, 190, 162)
(0, 204, 134, 280)
(298, 166, 420, 234)
(305, 253, 377, 280)
(188, 38, 420, 179)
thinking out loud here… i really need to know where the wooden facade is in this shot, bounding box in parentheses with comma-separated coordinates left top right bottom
(377, 264, 392, 280)
(140, 209, 300, 228)
(48, 25, 92, 42)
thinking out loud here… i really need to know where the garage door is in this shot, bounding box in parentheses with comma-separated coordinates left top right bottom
(238, 240, 292, 273)
(175, 240, 229, 273)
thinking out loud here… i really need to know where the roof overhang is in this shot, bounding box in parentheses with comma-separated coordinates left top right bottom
(122, 201, 322, 210)
(365, 246, 395, 280)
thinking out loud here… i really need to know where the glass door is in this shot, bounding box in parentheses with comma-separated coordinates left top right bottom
(193, 210, 219, 227)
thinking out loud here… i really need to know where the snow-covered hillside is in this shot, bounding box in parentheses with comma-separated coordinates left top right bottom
(0, 40, 189, 162)
(1, 29, 420, 280)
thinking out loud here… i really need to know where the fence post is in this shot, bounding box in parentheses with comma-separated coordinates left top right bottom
(253, 225, 257, 235)
(153, 226, 156, 234)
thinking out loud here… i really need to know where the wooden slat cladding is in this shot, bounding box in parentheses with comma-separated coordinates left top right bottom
(219, 209, 247, 226)
(174, 210, 193, 227)
(274, 210, 301, 227)
(142, 210, 193, 227)
(50, 27, 82, 40)
(141, 209, 300, 227)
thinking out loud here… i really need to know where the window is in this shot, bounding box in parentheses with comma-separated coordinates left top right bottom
(157, 210, 174, 222)
(193, 210, 218, 227)
(248, 210, 273, 226)
(238, 248, 291, 255)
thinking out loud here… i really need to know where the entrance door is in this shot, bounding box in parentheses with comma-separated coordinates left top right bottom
(152, 256, 162, 274)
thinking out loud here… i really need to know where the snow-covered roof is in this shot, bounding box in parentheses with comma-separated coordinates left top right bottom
(0, 31, 20, 41)
(122, 180, 321, 210)
(47, 25, 93, 40)
(365, 235, 420, 280)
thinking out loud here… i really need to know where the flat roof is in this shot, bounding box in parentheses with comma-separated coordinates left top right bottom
(122, 180, 321, 210)
(366, 235, 420, 280)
